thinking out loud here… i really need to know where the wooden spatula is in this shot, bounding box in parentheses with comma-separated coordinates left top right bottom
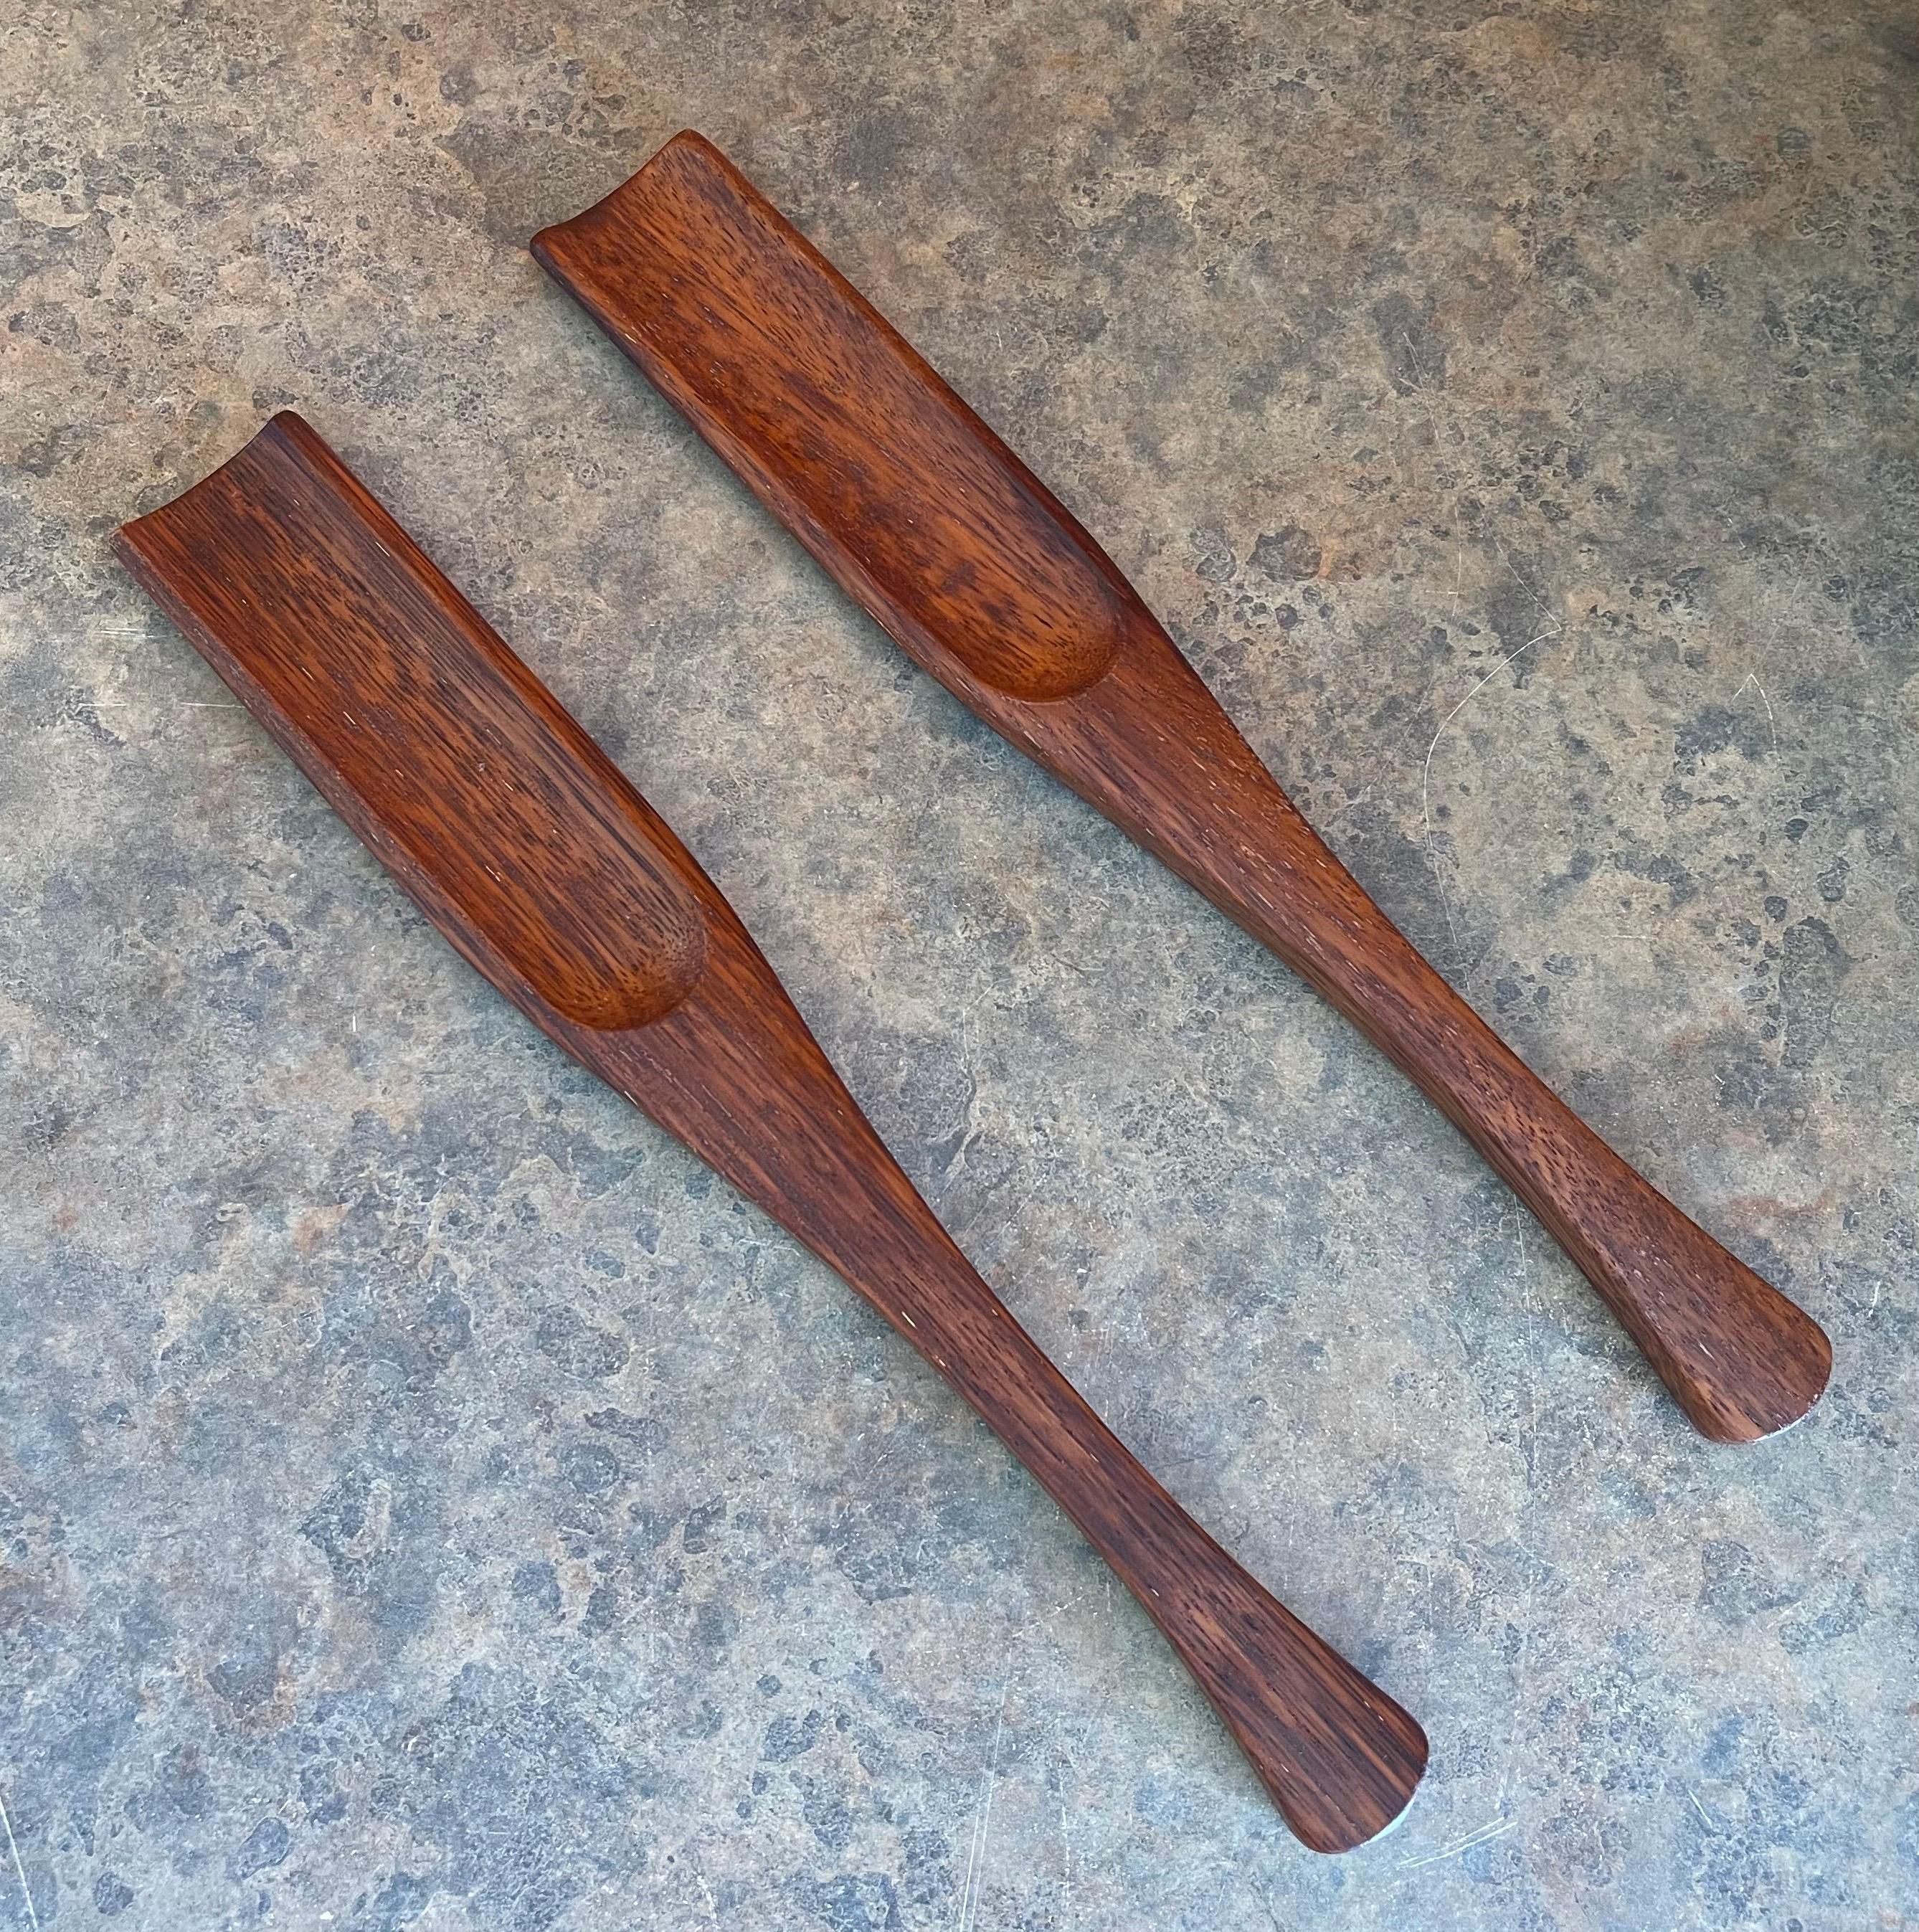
(114, 412, 1427, 1852)
(531, 131, 1832, 1445)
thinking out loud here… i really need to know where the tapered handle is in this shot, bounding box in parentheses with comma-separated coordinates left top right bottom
(1058, 650, 1833, 1444)
(625, 996, 1427, 1848)
(777, 1165, 1426, 1852)
(1197, 785, 1832, 1443)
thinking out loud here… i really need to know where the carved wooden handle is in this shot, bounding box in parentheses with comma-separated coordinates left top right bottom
(798, 1188, 1428, 1853)
(533, 131, 1832, 1442)
(115, 412, 1426, 1849)
(1278, 866, 1832, 1444)
(1124, 720, 1835, 1444)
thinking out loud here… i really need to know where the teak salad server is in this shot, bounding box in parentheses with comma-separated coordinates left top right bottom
(113, 412, 1428, 1852)
(532, 131, 1832, 1445)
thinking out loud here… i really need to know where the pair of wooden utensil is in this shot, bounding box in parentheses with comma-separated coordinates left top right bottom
(117, 131, 1830, 1853)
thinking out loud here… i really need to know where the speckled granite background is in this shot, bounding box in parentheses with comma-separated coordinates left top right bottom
(2, 2, 1915, 1927)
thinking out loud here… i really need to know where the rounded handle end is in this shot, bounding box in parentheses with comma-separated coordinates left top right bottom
(1658, 1266, 1833, 1444)
(1267, 1671, 1428, 1854)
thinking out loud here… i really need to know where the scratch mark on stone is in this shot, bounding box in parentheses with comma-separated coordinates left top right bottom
(0, 1784, 41, 1932)
(1420, 634, 1553, 955)
(1487, 527, 1559, 635)
(954, 1680, 1010, 1932)
(1731, 671, 1779, 754)
(1395, 1816, 1515, 1872)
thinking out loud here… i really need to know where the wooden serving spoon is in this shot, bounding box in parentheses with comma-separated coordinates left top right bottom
(531, 131, 1832, 1445)
(114, 412, 1426, 1852)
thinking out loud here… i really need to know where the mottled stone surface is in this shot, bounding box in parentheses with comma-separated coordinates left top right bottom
(2, 2, 1915, 1926)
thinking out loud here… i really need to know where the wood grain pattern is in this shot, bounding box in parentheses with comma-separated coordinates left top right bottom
(533, 131, 1833, 1446)
(114, 412, 1427, 1852)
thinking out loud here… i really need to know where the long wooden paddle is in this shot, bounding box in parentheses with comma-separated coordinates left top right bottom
(532, 131, 1832, 1444)
(114, 412, 1427, 1852)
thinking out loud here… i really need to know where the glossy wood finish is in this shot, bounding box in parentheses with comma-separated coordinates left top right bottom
(115, 413, 1427, 1852)
(534, 131, 1833, 1446)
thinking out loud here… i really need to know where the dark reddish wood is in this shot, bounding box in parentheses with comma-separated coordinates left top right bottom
(533, 131, 1833, 1446)
(115, 412, 1426, 1852)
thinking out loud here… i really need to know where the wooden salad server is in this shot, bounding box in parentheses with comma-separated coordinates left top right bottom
(113, 412, 1426, 1852)
(531, 131, 1832, 1445)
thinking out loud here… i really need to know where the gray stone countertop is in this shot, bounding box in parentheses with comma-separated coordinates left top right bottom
(2, 4, 1913, 1927)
